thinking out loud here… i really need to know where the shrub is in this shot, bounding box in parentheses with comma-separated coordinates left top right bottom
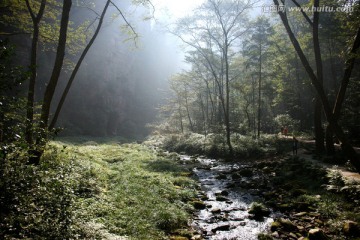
(0, 145, 76, 239)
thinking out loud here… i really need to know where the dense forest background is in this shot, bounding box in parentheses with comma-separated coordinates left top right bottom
(1, 0, 181, 139)
(0, 0, 359, 157)
(1, 0, 360, 239)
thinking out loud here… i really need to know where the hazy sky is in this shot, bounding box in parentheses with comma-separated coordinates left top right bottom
(152, 0, 205, 20)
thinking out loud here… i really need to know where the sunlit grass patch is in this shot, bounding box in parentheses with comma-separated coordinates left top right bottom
(50, 140, 198, 239)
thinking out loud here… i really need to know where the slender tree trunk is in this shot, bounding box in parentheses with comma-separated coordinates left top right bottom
(25, 0, 47, 145)
(184, 88, 194, 131)
(224, 42, 233, 155)
(313, 0, 325, 153)
(257, 41, 262, 139)
(314, 98, 325, 152)
(178, 98, 184, 133)
(27, 0, 72, 165)
(273, 0, 360, 172)
(325, 124, 335, 155)
(39, 0, 72, 135)
(49, 0, 111, 130)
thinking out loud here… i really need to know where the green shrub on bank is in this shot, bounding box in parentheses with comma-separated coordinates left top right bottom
(161, 132, 289, 159)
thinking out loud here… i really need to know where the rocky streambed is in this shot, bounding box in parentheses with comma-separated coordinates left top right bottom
(176, 154, 360, 240)
(179, 155, 276, 239)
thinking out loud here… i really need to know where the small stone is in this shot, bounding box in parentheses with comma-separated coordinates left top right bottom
(289, 232, 297, 239)
(191, 235, 202, 240)
(211, 208, 221, 214)
(294, 212, 307, 217)
(211, 224, 230, 232)
(221, 190, 229, 196)
(271, 231, 279, 238)
(308, 228, 329, 240)
(216, 196, 228, 201)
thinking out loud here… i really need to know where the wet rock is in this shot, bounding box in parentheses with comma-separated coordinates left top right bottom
(226, 182, 236, 188)
(277, 203, 292, 211)
(289, 232, 297, 239)
(343, 221, 360, 237)
(232, 173, 241, 179)
(170, 236, 188, 240)
(294, 212, 307, 217)
(278, 218, 297, 231)
(308, 228, 329, 240)
(271, 231, 280, 238)
(239, 168, 253, 177)
(221, 190, 229, 196)
(248, 202, 270, 219)
(211, 208, 221, 214)
(216, 174, 227, 180)
(192, 201, 206, 210)
(216, 196, 228, 201)
(270, 221, 282, 231)
(191, 235, 202, 240)
(211, 224, 231, 232)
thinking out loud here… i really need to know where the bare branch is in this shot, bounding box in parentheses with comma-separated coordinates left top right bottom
(110, 0, 139, 43)
(290, 0, 313, 26)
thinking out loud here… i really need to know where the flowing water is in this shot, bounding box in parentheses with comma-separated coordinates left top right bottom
(181, 155, 274, 240)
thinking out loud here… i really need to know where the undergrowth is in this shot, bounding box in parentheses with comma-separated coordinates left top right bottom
(0, 140, 198, 239)
(151, 132, 292, 159)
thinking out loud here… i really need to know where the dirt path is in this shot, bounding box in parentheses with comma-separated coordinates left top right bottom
(294, 147, 360, 182)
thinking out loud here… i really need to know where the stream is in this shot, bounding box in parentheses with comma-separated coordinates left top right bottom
(180, 155, 277, 240)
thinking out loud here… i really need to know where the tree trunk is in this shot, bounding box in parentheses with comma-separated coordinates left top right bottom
(28, 0, 72, 165)
(312, 0, 325, 153)
(224, 41, 233, 155)
(273, 0, 360, 172)
(257, 41, 262, 139)
(314, 97, 325, 152)
(24, 0, 47, 145)
(49, 0, 111, 130)
(39, 0, 72, 134)
(325, 124, 335, 155)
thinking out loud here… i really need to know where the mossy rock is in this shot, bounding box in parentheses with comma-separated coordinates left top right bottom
(271, 221, 282, 231)
(249, 202, 270, 219)
(278, 218, 297, 231)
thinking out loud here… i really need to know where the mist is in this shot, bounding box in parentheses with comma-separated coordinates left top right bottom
(49, 0, 187, 139)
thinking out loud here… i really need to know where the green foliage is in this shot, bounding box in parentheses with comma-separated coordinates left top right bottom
(0, 145, 76, 239)
(0, 140, 198, 239)
(274, 114, 300, 134)
(162, 132, 284, 159)
(0, 39, 27, 144)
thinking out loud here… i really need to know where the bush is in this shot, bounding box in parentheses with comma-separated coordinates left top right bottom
(0, 145, 76, 239)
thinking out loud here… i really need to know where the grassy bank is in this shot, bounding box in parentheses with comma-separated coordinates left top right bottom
(147, 132, 293, 159)
(0, 139, 198, 239)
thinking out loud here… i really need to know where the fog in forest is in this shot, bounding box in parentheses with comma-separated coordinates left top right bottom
(55, 0, 188, 138)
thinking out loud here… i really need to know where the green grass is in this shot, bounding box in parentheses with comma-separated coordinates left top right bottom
(1, 139, 198, 240)
(54, 140, 198, 239)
